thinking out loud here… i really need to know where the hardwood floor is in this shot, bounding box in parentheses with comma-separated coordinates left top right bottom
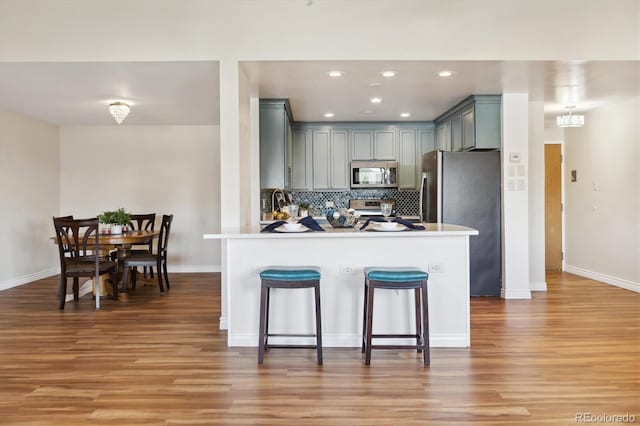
(0, 272, 637, 425)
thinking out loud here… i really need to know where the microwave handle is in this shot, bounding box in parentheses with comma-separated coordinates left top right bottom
(419, 172, 427, 223)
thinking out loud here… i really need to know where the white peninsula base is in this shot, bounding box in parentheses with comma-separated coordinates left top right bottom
(204, 223, 478, 348)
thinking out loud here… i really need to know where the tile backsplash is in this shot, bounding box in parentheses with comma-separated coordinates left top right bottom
(261, 189, 420, 216)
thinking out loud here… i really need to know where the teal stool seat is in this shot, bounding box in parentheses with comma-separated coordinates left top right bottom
(364, 267, 428, 283)
(258, 266, 323, 365)
(260, 267, 321, 281)
(362, 266, 430, 366)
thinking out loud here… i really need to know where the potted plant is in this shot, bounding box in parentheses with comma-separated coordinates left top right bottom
(99, 208, 131, 235)
(298, 202, 310, 218)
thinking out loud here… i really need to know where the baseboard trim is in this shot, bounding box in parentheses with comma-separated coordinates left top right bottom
(0, 266, 220, 293)
(167, 265, 221, 273)
(228, 333, 469, 348)
(564, 265, 640, 293)
(500, 288, 532, 299)
(0, 267, 60, 291)
(530, 281, 547, 291)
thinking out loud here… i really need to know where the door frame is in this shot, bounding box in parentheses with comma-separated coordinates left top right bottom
(544, 140, 565, 271)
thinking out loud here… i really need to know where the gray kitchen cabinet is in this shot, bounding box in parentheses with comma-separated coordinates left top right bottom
(398, 129, 417, 189)
(312, 129, 349, 190)
(436, 121, 451, 151)
(259, 99, 293, 189)
(330, 130, 349, 190)
(418, 128, 435, 187)
(451, 113, 462, 152)
(291, 129, 312, 190)
(351, 131, 373, 160)
(350, 128, 396, 160)
(312, 130, 331, 189)
(435, 95, 501, 151)
(374, 130, 396, 159)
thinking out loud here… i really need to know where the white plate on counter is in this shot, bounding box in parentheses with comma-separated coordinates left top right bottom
(274, 223, 310, 233)
(366, 222, 407, 232)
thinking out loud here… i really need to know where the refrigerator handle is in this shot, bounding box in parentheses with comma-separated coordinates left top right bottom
(419, 172, 427, 223)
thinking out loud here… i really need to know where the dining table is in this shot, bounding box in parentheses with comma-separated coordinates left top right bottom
(52, 229, 160, 308)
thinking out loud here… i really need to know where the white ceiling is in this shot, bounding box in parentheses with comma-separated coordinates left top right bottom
(0, 60, 636, 126)
(0, 62, 219, 125)
(243, 60, 639, 122)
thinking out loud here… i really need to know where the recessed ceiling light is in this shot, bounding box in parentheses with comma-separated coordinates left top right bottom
(400, 112, 411, 118)
(381, 71, 397, 78)
(362, 110, 374, 114)
(328, 70, 343, 78)
(370, 97, 382, 104)
(324, 112, 335, 118)
(368, 82, 382, 87)
(438, 70, 454, 77)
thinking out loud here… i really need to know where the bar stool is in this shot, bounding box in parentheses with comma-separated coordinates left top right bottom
(258, 267, 323, 365)
(362, 267, 430, 366)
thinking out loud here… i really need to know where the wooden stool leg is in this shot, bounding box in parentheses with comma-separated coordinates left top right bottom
(364, 283, 375, 365)
(314, 281, 323, 365)
(421, 280, 430, 366)
(264, 287, 271, 351)
(415, 288, 422, 353)
(258, 281, 268, 364)
(361, 278, 368, 353)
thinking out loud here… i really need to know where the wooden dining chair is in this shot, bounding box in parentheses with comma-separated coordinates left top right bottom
(53, 217, 118, 309)
(122, 214, 173, 294)
(128, 213, 156, 278)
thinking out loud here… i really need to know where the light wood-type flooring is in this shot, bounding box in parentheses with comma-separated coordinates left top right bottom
(0, 272, 638, 425)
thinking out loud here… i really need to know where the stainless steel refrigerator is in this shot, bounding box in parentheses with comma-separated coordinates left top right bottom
(420, 150, 502, 296)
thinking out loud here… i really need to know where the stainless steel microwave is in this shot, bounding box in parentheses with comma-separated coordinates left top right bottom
(350, 161, 398, 188)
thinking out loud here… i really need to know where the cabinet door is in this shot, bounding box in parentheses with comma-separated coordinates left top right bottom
(291, 130, 312, 190)
(462, 106, 475, 150)
(437, 121, 451, 151)
(351, 131, 373, 160)
(259, 106, 285, 188)
(398, 129, 417, 189)
(418, 129, 435, 188)
(312, 130, 331, 190)
(374, 130, 396, 159)
(451, 114, 462, 152)
(330, 130, 349, 189)
(284, 112, 292, 189)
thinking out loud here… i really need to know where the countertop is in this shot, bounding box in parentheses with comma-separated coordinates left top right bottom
(203, 223, 478, 240)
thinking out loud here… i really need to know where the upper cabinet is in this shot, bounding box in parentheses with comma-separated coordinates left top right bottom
(291, 129, 312, 190)
(259, 99, 294, 189)
(310, 128, 349, 190)
(351, 128, 396, 160)
(435, 95, 501, 151)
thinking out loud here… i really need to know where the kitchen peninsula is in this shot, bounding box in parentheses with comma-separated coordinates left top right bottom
(203, 223, 478, 348)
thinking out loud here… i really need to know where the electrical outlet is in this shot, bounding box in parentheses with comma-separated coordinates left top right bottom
(428, 263, 444, 274)
(326, 201, 335, 208)
(339, 264, 354, 274)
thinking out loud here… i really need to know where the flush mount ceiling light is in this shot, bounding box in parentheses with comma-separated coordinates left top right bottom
(438, 70, 454, 77)
(109, 102, 130, 125)
(328, 70, 343, 78)
(324, 112, 335, 118)
(400, 112, 411, 118)
(381, 70, 397, 78)
(370, 97, 382, 104)
(556, 105, 585, 127)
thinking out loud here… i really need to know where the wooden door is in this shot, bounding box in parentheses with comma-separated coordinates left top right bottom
(545, 144, 563, 271)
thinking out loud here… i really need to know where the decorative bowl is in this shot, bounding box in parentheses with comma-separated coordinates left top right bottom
(326, 211, 359, 228)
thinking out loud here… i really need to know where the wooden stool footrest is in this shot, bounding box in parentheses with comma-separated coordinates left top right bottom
(371, 344, 426, 350)
(267, 333, 317, 338)
(371, 334, 421, 339)
(266, 344, 318, 349)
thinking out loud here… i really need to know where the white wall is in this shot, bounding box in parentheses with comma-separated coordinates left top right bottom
(501, 94, 531, 299)
(528, 101, 546, 290)
(0, 108, 60, 290)
(59, 125, 221, 271)
(563, 97, 640, 291)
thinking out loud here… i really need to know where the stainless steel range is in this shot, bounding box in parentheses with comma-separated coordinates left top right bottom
(349, 199, 396, 218)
